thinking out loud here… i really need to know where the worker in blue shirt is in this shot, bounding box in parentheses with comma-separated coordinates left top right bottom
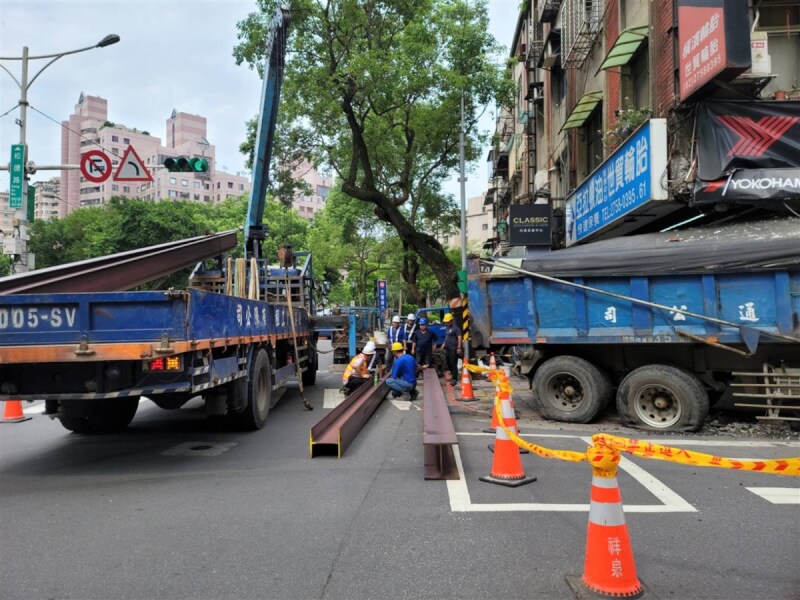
(386, 342, 418, 401)
(411, 317, 436, 370)
(385, 315, 406, 370)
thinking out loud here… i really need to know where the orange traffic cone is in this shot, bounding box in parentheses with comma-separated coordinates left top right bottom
(486, 385, 529, 453)
(567, 446, 644, 598)
(459, 364, 475, 401)
(1, 400, 32, 423)
(489, 352, 497, 370)
(480, 392, 536, 487)
(483, 386, 506, 433)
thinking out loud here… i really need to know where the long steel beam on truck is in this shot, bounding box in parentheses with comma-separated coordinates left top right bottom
(309, 381, 389, 458)
(0, 230, 238, 295)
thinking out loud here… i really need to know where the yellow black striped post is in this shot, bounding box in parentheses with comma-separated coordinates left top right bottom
(461, 294, 469, 359)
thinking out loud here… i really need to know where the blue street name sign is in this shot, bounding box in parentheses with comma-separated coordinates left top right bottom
(377, 279, 387, 315)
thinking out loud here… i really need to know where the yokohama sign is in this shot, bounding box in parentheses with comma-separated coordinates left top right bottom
(693, 101, 800, 205)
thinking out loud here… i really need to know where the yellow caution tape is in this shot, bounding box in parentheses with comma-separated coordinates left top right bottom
(479, 371, 800, 477)
(593, 434, 800, 477)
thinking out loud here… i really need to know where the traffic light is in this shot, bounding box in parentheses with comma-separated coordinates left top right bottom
(163, 156, 209, 172)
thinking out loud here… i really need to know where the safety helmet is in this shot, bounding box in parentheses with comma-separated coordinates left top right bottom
(418, 317, 428, 325)
(362, 341, 376, 355)
(407, 313, 416, 321)
(391, 342, 404, 352)
(443, 313, 453, 323)
(392, 315, 401, 323)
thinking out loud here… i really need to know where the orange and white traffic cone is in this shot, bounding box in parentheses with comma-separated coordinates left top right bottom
(486, 386, 529, 453)
(480, 393, 536, 487)
(459, 364, 475, 401)
(567, 445, 644, 598)
(0, 400, 32, 424)
(489, 352, 497, 370)
(482, 386, 506, 433)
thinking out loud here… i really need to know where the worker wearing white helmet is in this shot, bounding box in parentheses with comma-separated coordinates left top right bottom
(403, 312, 417, 354)
(385, 315, 405, 370)
(341, 341, 377, 395)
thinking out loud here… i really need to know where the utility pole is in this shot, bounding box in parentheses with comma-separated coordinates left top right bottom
(0, 34, 120, 273)
(458, 94, 470, 362)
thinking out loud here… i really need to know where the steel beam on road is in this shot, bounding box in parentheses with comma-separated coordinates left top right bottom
(310, 381, 388, 458)
(422, 369, 459, 480)
(0, 230, 238, 294)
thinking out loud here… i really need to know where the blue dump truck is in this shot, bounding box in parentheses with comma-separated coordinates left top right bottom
(0, 7, 318, 434)
(468, 218, 800, 432)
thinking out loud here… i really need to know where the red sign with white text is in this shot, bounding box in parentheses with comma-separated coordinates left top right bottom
(678, 6, 725, 100)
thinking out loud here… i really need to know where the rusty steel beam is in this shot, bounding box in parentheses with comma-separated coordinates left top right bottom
(423, 369, 459, 480)
(0, 230, 238, 295)
(310, 381, 388, 458)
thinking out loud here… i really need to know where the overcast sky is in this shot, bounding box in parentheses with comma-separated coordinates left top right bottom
(1, 0, 518, 201)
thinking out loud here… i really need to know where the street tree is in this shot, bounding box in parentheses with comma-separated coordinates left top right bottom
(234, 0, 513, 299)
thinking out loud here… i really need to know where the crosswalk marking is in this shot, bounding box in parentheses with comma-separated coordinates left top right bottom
(746, 487, 800, 505)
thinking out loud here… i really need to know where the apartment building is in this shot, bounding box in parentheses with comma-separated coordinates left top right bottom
(440, 194, 494, 251)
(290, 160, 332, 220)
(0, 191, 11, 237)
(60, 94, 250, 213)
(33, 177, 62, 221)
(486, 0, 800, 255)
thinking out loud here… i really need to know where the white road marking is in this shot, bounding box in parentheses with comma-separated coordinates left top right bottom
(746, 487, 800, 504)
(390, 399, 412, 411)
(446, 435, 697, 513)
(323, 388, 346, 409)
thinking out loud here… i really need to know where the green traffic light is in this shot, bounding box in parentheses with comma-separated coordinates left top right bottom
(163, 156, 209, 172)
(189, 157, 209, 172)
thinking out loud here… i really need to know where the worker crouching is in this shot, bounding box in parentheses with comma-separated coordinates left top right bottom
(341, 341, 379, 395)
(385, 342, 419, 401)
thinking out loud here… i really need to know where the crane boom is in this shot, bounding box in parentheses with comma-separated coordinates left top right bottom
(245, 5, 291, 259)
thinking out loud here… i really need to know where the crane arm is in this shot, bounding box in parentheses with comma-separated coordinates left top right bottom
(245, 5, 291, 259)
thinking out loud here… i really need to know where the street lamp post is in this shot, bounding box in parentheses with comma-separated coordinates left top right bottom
(458, 94, 470, 363)
(0, 34, 120, 273)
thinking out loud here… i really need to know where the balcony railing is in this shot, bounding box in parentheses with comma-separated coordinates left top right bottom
(562, 0, 603, 68)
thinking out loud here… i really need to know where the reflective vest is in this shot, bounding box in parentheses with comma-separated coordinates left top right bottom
(342, 353, 369, 383)
(388, 325, 403, 344)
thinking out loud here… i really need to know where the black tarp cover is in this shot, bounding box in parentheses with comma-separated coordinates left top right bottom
(517, 217, 800, 277)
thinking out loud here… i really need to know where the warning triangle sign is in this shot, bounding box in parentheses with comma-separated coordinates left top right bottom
(113, 145, 153, 182)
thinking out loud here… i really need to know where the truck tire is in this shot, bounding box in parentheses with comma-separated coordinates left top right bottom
(531, 356, 611, 423)
(57, 398, 139, 434)
(616, 364, 709, 432)
(302, 347, 317, 387)
(230, 348, 272, 431)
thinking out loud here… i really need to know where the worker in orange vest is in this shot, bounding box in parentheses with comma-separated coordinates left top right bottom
(340, 341, 378, 395)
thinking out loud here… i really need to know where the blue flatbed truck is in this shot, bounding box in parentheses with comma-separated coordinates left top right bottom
(0, 7, 317, 433)
(467, 218, 800, 431)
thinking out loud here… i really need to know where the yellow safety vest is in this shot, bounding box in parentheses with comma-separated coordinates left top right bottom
(342, 353, 368, 383)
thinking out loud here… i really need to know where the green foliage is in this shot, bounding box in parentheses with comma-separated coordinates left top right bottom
(234, 0, 511, 299)
(603, 98, 652, 150)
(0, 254, 11, 277)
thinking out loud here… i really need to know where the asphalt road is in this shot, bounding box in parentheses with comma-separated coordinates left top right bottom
(1, 361, 798, 600)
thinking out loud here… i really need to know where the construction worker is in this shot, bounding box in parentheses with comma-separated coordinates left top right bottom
(385, 315, 405, 370)
(403, 312, 417, 354)
(411, 317, 436, 370)
(440, 312, 461, 385)
(385, 342, 418, 401)
(341, 341, 377, 395)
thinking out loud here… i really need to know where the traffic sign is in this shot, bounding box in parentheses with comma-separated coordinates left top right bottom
(113, 145, 152, 182)
(80, 150, 112, 183)
(377, 279, 387, 315)
(9, 144, 25, 208)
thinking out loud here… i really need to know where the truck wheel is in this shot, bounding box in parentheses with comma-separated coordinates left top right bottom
(531, 356, 611, 423)
(57, 398, 139, 434)
(230, 348, 272, 431)
(302, 347, 317, 387)
(616, 364, 708, 432)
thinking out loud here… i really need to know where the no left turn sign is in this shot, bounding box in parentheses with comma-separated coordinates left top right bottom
(80, 150, 112, 183)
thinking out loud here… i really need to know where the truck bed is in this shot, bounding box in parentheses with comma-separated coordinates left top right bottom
(0, 288, 310, 363)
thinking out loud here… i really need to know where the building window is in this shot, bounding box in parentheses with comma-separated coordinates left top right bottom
(112, 135, 118, 142)
(181, 179, 188, 187)
(194, 194, 200, 200)
(204, 195, 210, 202)
(205, 183, 210, 190)
(111, 148, 118, 156)
(239, 183, 244, 191)
(482, 223, 489, 231)
(194, 181, 201, 189)
(585, 106, 603, 173)
(123, 186, 130, 193)
(168, 190, 178, 198)
(216, 182, 221, 189)
(123, 137, 130, 144)
(227, 182, 234, 189)
(112, 184, 119, 192)
(169, 177, 177, 185)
